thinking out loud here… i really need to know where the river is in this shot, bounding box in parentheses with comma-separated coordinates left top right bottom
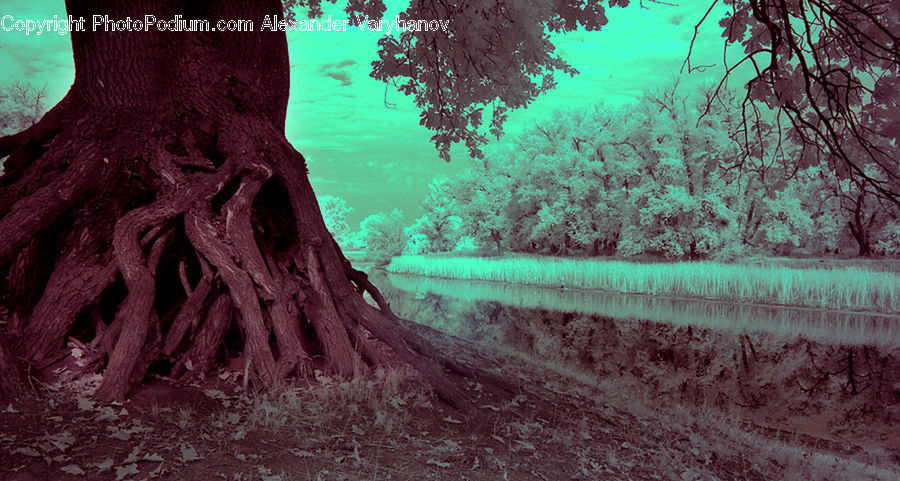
(368, 269, 900, 446)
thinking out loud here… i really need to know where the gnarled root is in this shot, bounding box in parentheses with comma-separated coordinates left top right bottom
(1, 113, 509, 408)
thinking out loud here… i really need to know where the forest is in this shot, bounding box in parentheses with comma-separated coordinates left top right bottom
(330, 84, 900, 263)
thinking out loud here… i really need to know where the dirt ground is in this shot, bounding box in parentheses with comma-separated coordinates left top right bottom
(2, 344, 897, 481)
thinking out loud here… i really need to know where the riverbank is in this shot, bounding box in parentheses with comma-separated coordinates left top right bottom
(386, 254, 900, 314)
(2, 345, 896, 481)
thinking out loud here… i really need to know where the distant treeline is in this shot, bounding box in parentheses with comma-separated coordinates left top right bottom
(324, 85, 900, 262)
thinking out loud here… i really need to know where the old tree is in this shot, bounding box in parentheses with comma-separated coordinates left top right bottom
(0, 0, 897, 403)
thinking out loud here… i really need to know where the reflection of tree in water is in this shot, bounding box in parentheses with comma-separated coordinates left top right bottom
(492, 305, 899, 430)
(384, 272, 900, 347)
(366, 271, 502, 341)
(374, 269, 898, 432)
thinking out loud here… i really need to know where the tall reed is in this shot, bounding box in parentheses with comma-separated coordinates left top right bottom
(386, 255, 900, 314)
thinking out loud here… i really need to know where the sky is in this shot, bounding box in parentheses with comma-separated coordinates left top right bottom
(0, 0, 748, 226)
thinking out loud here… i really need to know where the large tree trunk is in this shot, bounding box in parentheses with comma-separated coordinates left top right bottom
(0, 0, 492, 406)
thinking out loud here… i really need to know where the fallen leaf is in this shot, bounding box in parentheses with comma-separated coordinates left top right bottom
(93, 458, 114, 471)
(14, 447, 41, 457)
(515, 440, 536, 451)
(60, 464, 85, 475)
(149, 463, 165, 477)
(203, 389, 226, 399)
(426, 458, 452, 468)
(46, 431, 76, 452)
(123, 445, 142, 464)
(115, 463, 139, 481)
(76, 397, 95, 411)
(178, 443, 203, 462)
(95, 407, 118, 422)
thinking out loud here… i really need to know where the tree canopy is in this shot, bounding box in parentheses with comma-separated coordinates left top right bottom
(692, 0, 899, 200)
(283, 0, 898, 199)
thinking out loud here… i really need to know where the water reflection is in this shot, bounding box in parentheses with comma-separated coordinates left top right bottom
(370, 270, 900, 435)
(383, 272, 900, 348)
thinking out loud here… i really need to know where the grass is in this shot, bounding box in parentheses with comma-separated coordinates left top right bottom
(387, 254, 900, 314)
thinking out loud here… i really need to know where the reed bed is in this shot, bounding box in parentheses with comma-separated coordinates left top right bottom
(386, 255, 900, 314)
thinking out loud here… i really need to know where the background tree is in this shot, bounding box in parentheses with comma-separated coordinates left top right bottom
(835, 171, 898, 257)
(429, 82, 880, 260)
(450, 154, 515, 256)
(874, 221, 900, 257)
(407, 178, 462, 254)
(360, 209, 408, 265)
(0, 0, 617, 403)
(505, 106, 628, 255)
(0, 82, 46, 177)
(613, 86, 744, 259)
(317, 194, 355, 247)
(0, 82, 46, 136)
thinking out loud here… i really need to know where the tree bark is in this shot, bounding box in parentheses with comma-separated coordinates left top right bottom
(491, 230, 504, 256)
(0, 333, 30, 400)
(847, 190, 875, 257)
(0, 0, 493, 407)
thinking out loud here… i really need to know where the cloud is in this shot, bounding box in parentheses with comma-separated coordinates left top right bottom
(323, 70, 352, 86)
(318, 58, 357, 86)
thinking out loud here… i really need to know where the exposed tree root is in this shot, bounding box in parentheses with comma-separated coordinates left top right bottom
(0, 333, 31, 401)
(0, 104, 511, 408)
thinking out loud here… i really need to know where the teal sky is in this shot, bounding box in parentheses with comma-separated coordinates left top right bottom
(0, 0, 747, 226)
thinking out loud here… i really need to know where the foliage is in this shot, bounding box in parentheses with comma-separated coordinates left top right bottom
(359, 209, 407, 264)
(410, 79, 897, 260)
(754, 189, 814, 255)
(0, 82, 46, 136)
(705, 0, 900, 201)
(317, 194, 354, 246)
(406, 178, 462, 254)
(446, 153, 515, 256)
(368, 0, 616, 160)
(425, 86, 769, 259)
(283, 0, 621, 160)
(613, 86, 745, 259)
(875, 221, 900, 257)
